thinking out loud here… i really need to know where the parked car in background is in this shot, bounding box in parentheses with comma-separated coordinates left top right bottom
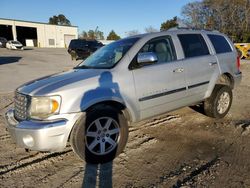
(0, 37, 7, 48)
(6, 40, 24, 50)
(68, 39, 103, 60)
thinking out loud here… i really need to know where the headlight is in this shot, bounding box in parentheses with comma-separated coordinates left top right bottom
(29, 96, 61, 119)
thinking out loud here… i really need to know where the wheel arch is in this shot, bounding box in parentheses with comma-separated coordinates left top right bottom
(216, 73, 234, 89)
(205, 72, 234, 99)
(84, 100, 133, 123)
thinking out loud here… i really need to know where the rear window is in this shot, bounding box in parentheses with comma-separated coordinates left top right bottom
(178, 34, 210, 58)
(88, 41, 103, 47)
(208, 34, 232, 54)
(69, 40, 87, 48)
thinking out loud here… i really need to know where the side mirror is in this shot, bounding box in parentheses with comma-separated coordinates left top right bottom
(137, 52, 158, 65)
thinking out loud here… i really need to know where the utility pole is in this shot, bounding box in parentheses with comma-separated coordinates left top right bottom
(95, 26, 99, 39)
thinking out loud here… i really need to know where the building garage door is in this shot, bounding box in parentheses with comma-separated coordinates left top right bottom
(64, 35, 75, 48)
(0, 25, 13, 40)
(16, 26, 38, 46)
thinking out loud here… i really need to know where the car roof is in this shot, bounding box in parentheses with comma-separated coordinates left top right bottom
(125, 28, 224, 41)
(71, 39, 98, 42)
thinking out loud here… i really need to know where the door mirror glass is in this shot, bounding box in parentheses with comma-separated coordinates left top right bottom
(137, 52, 158, 65)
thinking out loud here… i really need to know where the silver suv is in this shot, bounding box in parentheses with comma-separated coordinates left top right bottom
(5, 29, 242, 163)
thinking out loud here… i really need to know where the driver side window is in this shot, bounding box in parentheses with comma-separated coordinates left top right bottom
(140, 36, 176, 63)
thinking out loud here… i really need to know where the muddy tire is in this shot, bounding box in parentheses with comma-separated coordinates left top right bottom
(204, 85, 232, 119)
(70, 105, 128, 164)
(70, 50, 77, 60)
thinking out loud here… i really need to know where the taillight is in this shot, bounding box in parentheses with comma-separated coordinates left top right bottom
(236, 56, 241, 72)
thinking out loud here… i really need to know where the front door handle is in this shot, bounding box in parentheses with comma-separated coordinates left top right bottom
(209, 62, 217, 66)
(173, 68, 184, 73)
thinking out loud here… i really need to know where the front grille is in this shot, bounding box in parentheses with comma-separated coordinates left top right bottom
(14, 92, 29, 121)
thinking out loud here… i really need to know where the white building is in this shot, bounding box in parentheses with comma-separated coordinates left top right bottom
(0, 18, 78, 48)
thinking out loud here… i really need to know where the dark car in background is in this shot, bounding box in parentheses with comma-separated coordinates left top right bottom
(68, 39, 104, 60)
(0, 37, 7, 48)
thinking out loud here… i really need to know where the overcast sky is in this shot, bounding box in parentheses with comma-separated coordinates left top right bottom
(1, 0, 193, 37)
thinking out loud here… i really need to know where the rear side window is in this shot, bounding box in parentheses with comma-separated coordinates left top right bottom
(178, 34, 209, 58)
(208, 34, 232, 54)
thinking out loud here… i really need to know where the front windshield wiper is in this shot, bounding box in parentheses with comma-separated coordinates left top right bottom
(74, 65, 112, 69)
(73, 65, 92, 69)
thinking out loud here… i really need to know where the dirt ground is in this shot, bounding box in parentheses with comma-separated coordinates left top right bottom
(0, 61, 250, 188)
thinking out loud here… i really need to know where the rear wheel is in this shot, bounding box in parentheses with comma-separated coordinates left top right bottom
(70, 106, 128, 164)
(70, 50, 77, 60)
(204, 85, 232, 119)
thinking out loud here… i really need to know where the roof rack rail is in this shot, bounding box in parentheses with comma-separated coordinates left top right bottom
(201, 28, 220, 32)
(167, 27, 220, 33)
(167, 27, 191, 31)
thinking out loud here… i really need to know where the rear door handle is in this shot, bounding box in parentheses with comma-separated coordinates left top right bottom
(209, 62, 217, 66)
(173, 68, 184, 73)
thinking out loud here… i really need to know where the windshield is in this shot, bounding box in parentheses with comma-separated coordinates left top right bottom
(75, 37, 139, 69)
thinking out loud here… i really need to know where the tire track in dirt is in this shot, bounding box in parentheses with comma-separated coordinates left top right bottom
(54, 134, 159, 186)
(125, 114, 181, 152)
(57, 168, 84, 188)
(0, 113, 180, 185)
(172, 157, 220, 187)
(0, 102, 13, 112)
(129, 114, 181, 132)
(0, 152, 40, 169)
(145, 157, 220, 188)
(145, 163, 192, 187)
(37, 115, 176, 186)
(118, 114, 181, 166)
(0, 134, 11, 141)
(48, 129, 160, 187)
(0, 148, 73, 178)
(235, 120, 250, 136)
(152, 120, 248, 187)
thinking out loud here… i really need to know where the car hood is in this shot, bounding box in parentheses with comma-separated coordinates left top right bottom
(17, 69, 104, 96)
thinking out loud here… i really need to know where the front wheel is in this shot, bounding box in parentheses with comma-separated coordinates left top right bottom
(70, 106, 128, 164)
(204, 85, 233, 119)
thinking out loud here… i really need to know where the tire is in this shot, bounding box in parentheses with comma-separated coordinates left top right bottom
(204, 85, 232, 119)
(70, 105, 128, 164)
(70, 50, 77, 60)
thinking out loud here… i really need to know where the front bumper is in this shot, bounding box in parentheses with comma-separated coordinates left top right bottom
(5, 109, 82, 152)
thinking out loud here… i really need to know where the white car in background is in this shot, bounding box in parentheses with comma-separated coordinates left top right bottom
(6, 40, 24, 50)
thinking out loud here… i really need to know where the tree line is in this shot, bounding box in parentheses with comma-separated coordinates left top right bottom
(79, 29, 121, 40)
(181, 0, 250, 42)
(49, 1, 250, 43)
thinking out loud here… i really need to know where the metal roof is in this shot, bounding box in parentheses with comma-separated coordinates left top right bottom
(0, 17, 78, 28)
